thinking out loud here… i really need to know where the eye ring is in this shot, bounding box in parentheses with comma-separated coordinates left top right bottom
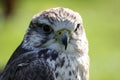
(42, 24, 52, 33)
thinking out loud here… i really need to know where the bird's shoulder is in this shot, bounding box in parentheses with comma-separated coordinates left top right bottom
(0, 48, 57, 80)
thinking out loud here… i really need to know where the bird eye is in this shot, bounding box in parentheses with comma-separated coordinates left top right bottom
(42, 24, 52, 33)
(74, 24, 80, 32)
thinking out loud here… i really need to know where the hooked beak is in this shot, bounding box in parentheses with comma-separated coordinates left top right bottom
(60, 32, 69, 50)
(55, 30, 70, 50)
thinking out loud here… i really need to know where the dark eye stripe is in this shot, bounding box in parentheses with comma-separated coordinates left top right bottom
(74, 24, 80, 32)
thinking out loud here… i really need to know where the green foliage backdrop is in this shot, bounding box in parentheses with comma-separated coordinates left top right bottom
(0, 0, 120, 80)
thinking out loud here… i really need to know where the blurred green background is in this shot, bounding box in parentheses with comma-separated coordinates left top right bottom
(0, 0, 120, 80)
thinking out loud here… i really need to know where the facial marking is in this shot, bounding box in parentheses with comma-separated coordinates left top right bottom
(22, 7, 88, 55)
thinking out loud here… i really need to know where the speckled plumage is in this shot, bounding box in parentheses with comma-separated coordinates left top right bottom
(0, 7, 89, 80)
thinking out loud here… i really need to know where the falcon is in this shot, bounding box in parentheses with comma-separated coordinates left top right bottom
(0, 7, 89, 80)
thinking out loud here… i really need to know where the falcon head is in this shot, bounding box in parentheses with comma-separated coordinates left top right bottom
(22, 7, 88, 55)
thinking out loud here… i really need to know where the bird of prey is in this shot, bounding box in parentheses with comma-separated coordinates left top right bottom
(0, 7, 89, 80)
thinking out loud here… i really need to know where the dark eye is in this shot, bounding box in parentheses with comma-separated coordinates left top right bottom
(74, 24, 80, 32)
(42, 24, 52, 33)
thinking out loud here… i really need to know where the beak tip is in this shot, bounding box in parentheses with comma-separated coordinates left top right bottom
(62, 40, 68, 50)
(61, 33, 68, 50)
